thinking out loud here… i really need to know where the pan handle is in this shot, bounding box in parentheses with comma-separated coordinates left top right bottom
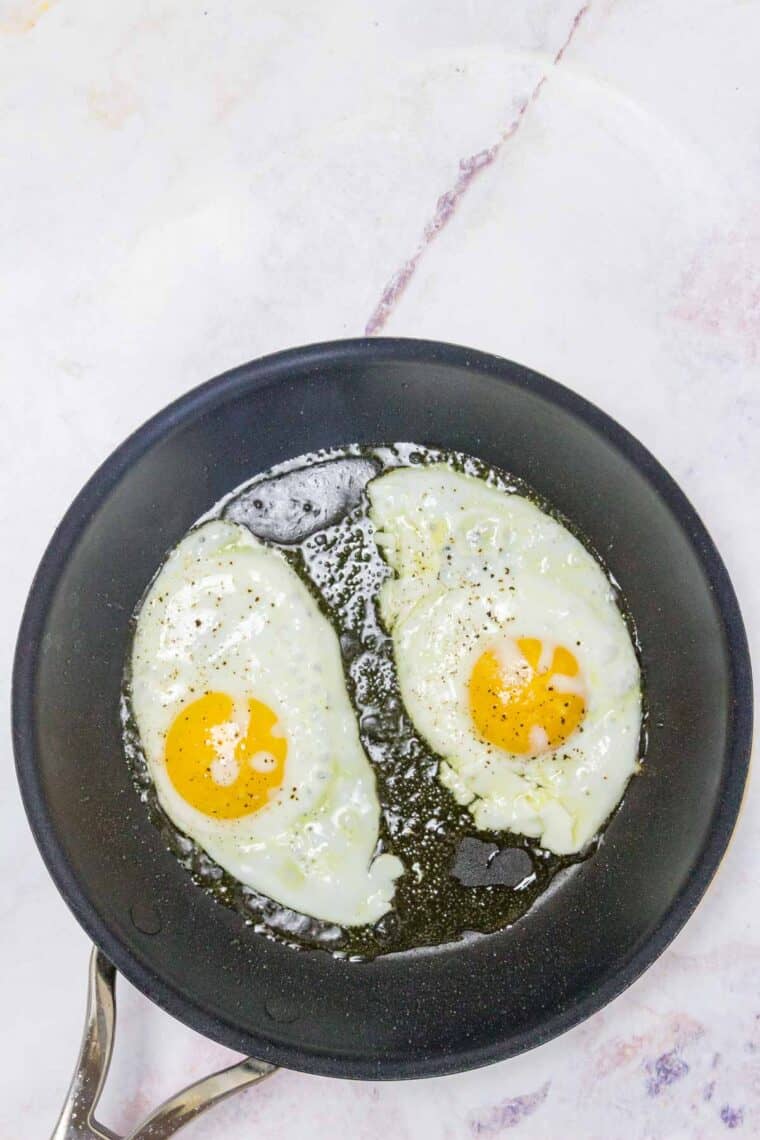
(51, 947, 278, 1140)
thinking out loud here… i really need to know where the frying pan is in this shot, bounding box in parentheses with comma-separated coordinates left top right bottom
(13, 339, 752, 1137)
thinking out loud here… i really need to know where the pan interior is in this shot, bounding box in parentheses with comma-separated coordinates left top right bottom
(122, 440, 642, 960)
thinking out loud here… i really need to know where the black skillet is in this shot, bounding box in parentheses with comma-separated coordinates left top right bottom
(13, 339, 752, 1135)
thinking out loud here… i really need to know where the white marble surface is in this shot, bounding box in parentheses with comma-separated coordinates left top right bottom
(1, 1, 758, 1135)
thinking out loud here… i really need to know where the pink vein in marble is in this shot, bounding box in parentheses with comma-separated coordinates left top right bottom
(469, 1081, 551, 1134)
(645, 1049, 690, 1096)
(364, 3, 590, 336)
(671, 228, 760, 362)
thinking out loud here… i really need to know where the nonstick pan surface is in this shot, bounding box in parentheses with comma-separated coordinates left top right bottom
(13, 339, 752, 1079)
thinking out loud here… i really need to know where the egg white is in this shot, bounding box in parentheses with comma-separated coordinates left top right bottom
(130, 519, 402, 926)
(368, 465, 642, 854)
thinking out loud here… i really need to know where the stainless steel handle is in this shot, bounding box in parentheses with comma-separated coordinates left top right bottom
(51, 948, 278, 1140)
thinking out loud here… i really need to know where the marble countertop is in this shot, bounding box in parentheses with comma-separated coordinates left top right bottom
(1, 1, 758, 1136)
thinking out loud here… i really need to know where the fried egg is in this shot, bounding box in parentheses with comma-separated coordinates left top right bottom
(130, 519, 402, 926)
(368, 465, 642, 854)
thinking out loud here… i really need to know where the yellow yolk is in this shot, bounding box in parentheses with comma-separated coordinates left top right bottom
(165, 692, 286, 819)
(469, 637, 586, 756)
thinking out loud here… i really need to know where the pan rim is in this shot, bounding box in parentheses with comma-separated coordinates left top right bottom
(12, 336, 753, 1079)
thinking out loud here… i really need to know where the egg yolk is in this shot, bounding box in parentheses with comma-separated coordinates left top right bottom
(164, 692, 286, 819)
(469, 637, 586, 756)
